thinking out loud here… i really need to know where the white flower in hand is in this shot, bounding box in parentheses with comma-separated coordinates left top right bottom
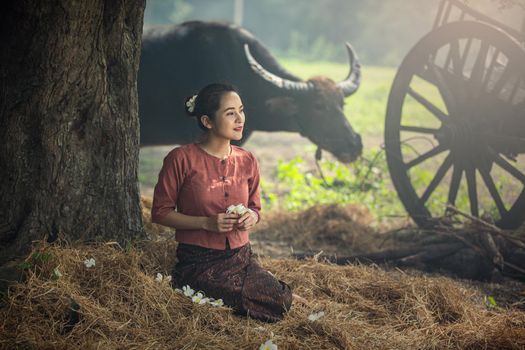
(83, 258, 96, 268)
(182, 285, 195, 297)
(308, 311, 325, 321)
(259, 339, 278, 350)
(226, 203, 248, 215)
(235, 204, 249, 215)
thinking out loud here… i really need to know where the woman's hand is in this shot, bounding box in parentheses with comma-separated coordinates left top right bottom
(204, 213, 240, 232)
(236, 210, 258, 231)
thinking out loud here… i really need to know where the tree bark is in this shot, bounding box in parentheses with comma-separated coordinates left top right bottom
(0, 0, 146, 263)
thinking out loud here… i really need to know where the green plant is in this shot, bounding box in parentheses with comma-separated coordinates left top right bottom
(16, 251, 53, 271)
(265, 148, 406, 222)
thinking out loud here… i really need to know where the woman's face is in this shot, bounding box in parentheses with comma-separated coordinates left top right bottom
(204, 91, 245, 141)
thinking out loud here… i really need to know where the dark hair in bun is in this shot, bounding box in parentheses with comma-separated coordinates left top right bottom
(184, 83, 241, 131)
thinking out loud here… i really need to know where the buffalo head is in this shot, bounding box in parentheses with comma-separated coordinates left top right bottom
(244, 43, 362, 163)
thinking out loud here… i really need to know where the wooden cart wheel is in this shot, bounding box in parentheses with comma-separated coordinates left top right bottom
(385, 21, 525, 229)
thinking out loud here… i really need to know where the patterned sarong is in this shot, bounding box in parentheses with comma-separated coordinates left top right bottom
(172, 242, 293, 323)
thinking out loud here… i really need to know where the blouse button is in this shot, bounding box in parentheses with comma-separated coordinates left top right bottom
(221, 159, 226, 164)
(224, 192, 229, 197)
(221, 176, 226, 181)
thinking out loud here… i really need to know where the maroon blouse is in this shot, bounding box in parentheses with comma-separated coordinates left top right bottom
(151, 143, 262, 250)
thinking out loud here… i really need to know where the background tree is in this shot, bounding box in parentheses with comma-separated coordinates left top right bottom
(0, 0, 147, 270)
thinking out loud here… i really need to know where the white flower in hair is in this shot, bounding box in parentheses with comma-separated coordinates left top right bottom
(186, 94, 197, 113)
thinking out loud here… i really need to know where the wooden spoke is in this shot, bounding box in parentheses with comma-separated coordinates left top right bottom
(447, 164, 462, 206)
(508, 76, 521, 104)
(429, 65, 457, 113)
(470, 41, 490, 97)
(493, 152, 525, 183)
(407, 87, 448, 122)
(441, 1, 452, 27)
(459, 38, 473, 74)
(482, 48, 500, 91)
(432, 0, 446, 29)
(465, 167, 479, 217)
(405, 144, 446, 169)
(420, 154, 452, 204)
(491, 61, 515, 98)
(445, 39, 463, 75)
(400, 125, 440, 134)
(479, 166, 507, 217)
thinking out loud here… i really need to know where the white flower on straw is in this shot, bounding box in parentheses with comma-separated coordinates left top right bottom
(210, 298, 224, 307)
(182, 285, 195, 297)
(155, 273, 173, 283)
(308, 311, 325, 322)
(259, 339, 278, 350)
(175, 288, 183, 294)
(192, 292, 208, 304)
(186, 95, 197, 113)
(83, 258, 96, 268)
(53, 267, 62, 278)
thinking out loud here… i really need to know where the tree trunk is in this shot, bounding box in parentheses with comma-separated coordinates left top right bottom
(0, 0, 147, 264)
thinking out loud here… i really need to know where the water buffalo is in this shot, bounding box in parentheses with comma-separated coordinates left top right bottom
(139, 20, 362, 163)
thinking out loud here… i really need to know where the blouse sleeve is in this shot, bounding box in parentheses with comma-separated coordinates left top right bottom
(151, 149, 186, 223)
(247, 154, 262, 223)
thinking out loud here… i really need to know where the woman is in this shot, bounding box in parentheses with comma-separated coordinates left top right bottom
(151, 83, 303, 322)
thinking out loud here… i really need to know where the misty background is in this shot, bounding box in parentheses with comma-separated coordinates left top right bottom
(143, 0, 524, 67)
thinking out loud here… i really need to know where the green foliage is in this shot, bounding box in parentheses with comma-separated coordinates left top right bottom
(485, 295, 499, 309)
(262, 145, 491, 225)
(17, 251, 53, 271)
(263, 148, 405, 222)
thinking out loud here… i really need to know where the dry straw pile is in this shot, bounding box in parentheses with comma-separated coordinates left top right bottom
(1, 197, 524, 348)
(1, 239, 524, 349)
(252, 203, 384, 255)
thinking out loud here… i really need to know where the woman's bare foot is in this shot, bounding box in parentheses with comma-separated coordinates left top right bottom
(292, 293, 309, 306)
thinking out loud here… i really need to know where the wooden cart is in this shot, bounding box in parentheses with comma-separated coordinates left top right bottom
(385, 0, 525, 229)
